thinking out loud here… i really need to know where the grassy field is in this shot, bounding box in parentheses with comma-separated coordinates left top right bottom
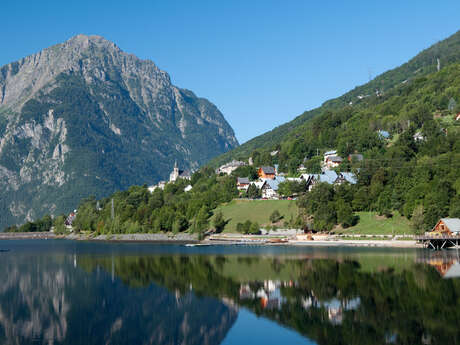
(336, 211, 412, 235)
(211, 199, 298, 232)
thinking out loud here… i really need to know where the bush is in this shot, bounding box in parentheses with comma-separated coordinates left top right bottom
(249, 222, 260, 234)
(213, 211, 226, 233)
(236, 220, 257, 234)
(411, 205, 425, 235)
(53, 215, 68, 234)
(269, 210, 282, 223)
(246, 184, 261, 199)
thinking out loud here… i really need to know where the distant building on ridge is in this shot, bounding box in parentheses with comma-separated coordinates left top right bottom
(169, 161, 191, 182)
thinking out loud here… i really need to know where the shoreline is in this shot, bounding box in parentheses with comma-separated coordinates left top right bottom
(0, 232, 424, 248)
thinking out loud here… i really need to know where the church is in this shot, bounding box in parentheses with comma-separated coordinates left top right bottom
(169, 161, 192, 182)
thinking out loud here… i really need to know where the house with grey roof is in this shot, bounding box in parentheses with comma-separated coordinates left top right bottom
(305, 170, 357, 191)
(261, 176, 286, 199)
(325, 155, 343, 169)
(237, 177, 250, 191)
(323, 150, 337, 164)
(324, 150, 337, 157)
(432, 218, 460, 235)
(258, 166, 276, 179)
(336, 172, 357, 185)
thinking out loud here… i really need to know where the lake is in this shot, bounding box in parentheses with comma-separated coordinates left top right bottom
(0, 240, 459, 345)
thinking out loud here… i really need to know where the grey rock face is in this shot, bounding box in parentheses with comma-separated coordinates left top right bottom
(0, 34, 238, 229)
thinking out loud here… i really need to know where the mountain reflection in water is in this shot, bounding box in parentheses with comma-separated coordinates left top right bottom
(0, 241, 459, 345)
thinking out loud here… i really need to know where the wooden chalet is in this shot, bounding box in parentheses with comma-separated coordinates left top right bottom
(431, 218, 460, 235)
(258, 166, 276, 179)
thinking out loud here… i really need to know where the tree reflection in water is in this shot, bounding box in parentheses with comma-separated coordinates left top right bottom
(81, 252, 460, 345)
(0, 246, 459, 345)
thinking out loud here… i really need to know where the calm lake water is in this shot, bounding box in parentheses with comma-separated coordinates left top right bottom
(0, 240, 459, 345)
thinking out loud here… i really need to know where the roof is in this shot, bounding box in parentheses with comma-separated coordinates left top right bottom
(237, 177, 250, 184)
(378, 130, 390, 139)
(314, 170, 338, 184)
(324, 150, 337, 156)
(251, 181, 265, 189)
(286, 177, 303, 182)
(265, 176, 286, 192)
(348, 154, 363, 161)
(260, 166, 276, 174)
(328, 156, 343, 162)
(263, 176, 286, 191)
(339, 172, 357, 184)
(440, 218, 460, 233)
(299, 173, 314, 181)
(179, 170, 191, 178)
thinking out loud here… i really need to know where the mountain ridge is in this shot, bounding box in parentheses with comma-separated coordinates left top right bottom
(209, 29, 460, 166)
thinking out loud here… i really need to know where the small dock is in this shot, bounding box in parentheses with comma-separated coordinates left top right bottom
(416, 235, 460, 250)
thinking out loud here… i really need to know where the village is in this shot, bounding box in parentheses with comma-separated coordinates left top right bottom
(61, 147, 460, 247)
(146, 149, 359, 200)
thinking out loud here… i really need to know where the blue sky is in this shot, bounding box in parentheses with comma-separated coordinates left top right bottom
(1, 1, 459, 143)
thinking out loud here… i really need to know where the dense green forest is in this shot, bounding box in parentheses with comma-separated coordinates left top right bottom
(70, 169, 237, 235)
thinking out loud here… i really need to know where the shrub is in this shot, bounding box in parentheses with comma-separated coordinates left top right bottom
(269, 210, 282, 223)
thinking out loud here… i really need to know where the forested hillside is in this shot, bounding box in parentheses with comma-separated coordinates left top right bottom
(217, 61, 460, 231)
(210, 29, 460, 167)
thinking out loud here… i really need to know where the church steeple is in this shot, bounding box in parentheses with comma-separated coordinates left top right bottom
(170, 161, 180, 182)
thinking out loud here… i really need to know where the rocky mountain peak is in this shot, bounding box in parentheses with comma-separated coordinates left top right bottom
(0, 35, 238, 229)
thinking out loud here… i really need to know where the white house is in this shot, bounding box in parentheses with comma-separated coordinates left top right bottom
(260, 176, 286, 199)
(325, 155, 343, 169)
(323, 150, 337, 164)
(237, 177, 250, 191)
(148, 181, 167, 192)
(305, 170, 357, 191)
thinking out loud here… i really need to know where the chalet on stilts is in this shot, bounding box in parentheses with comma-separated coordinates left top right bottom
(416, 218, 460, 250)
(431, 218, 460, 236)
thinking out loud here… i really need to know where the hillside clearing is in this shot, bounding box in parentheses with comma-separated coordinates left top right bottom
(336, 211, 413, 235)
(211, 199, 298, 233)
